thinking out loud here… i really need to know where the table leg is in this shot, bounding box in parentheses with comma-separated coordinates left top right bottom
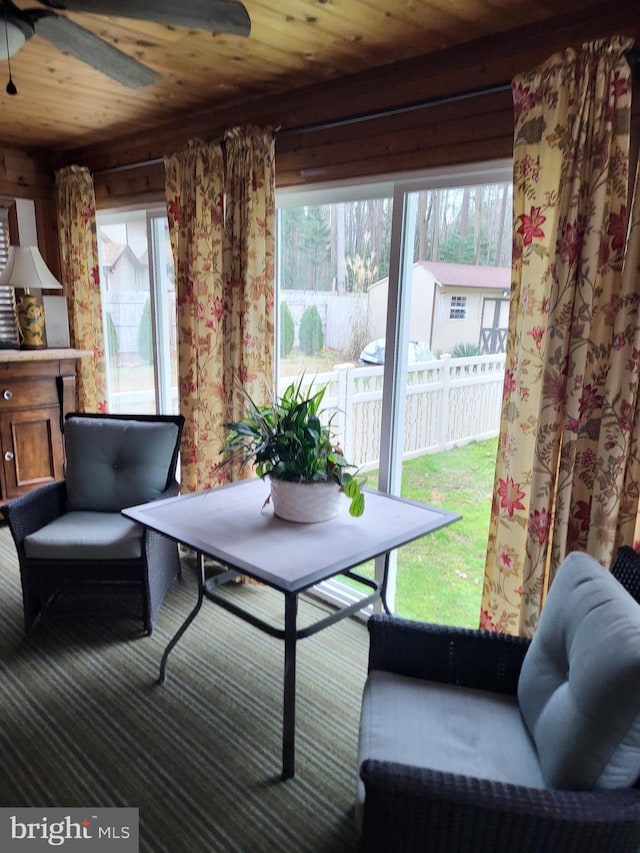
(282, 591, 298, 780)
(159, 550, 205, 684)
(380, 552, 393, 615)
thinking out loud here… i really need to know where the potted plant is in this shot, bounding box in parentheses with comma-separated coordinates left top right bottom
(219, 378, 365, 521)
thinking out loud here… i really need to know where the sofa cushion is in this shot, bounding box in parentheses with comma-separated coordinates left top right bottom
(24, 511, 144, 560)
(65, 417, 179, 512)
(518, 550, 640, 790)
(356, 670, 545, 831)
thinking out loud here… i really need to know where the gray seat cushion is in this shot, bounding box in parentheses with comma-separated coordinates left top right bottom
(356, 670, 545, 831)
(24, 512, 143, 560)
(518, 551, 640, 790)
(64, 417, 179, 512)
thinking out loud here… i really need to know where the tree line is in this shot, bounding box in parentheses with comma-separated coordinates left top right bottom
(279, 182, 512, 293)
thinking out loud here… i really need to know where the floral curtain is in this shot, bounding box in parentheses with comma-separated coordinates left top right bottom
(223, 126, 276, 446)
(481, 37, 635, 637)
(55, 165, 107, 412)
(618, 162, 640, 550)
(164, 140, 226, 493)
(164, 128, 275, 492)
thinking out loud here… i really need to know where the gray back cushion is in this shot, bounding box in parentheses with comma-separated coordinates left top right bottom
(518, 550, 640, 790)
(65, 417, 179, 512)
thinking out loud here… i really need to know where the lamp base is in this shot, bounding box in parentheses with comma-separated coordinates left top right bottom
(17, 294, 46, 349)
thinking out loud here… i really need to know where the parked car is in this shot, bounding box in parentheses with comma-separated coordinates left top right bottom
(359, 338, 437, 365)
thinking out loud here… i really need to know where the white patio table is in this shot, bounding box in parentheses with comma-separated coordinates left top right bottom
(123, 477, 460, 779)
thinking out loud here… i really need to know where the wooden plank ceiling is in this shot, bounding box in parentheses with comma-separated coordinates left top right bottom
(0, 0, 625, 155)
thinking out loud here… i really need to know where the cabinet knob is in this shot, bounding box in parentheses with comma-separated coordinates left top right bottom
(2, 389, 12, 401)
(4, 451, 14, 462)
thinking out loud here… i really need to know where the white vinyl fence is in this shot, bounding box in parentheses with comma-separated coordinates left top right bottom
(278, 354, 506, 471)
(108, 353, 506, 459)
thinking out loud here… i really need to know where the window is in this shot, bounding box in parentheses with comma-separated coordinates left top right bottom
(96, 208, 177, 414)
(276, 162, 512, 625)
(449, 295, 467, 319)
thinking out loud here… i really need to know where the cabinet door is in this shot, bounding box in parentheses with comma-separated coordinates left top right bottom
(0, 407, 64, 499)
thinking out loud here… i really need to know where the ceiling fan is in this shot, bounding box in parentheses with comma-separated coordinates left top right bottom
(0, 0, 251, 89)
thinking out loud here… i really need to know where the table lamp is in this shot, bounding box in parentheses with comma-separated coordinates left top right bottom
(0, 246, 63, 349)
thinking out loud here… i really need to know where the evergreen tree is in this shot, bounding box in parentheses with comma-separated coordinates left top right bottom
(280, 301, 295, 357)
(137, 298, 153, 364)
(299, 207, 331, 291)
(298, 305, 324, 355)
(106, 311, 119, 360)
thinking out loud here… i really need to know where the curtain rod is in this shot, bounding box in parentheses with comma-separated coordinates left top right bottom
(93, 157, 164, 176)
(277, 81, 512, 137)
(93, 48, 639, 177)
(93, 81, 511, 176)
(280, 47, 639, 137)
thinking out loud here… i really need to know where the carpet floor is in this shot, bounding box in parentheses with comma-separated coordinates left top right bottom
(0, 525, 369, 852)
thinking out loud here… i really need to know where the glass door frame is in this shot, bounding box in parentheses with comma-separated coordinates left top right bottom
(374, 161, 512, 610)
(146, 210, 174, 413)
(276, 159, 512, 615)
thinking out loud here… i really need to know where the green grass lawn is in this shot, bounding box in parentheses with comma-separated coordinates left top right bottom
(369, 438, 498, 628)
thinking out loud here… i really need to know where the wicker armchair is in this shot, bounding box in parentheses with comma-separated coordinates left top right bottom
(357, 552, 640, 852)
(611, 545, 640, 603)
(3, 412, 185, 636)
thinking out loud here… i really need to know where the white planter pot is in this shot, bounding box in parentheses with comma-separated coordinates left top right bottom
(269, 477, 341, 523)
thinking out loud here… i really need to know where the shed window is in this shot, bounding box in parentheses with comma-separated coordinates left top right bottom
(449, 295, 467, 320)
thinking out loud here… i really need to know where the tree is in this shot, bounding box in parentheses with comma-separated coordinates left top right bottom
(332, 202, 347, 295)
(298, 305, 324, 355)
(106, 311, 119, 360)
(279, 207, 305, 290)
(299, 207, 331, 291)
(137, 298, 153, 364)
(413, 183, 512, 266)
(343, 234, 378, 361)
(280, 301, 294, 357)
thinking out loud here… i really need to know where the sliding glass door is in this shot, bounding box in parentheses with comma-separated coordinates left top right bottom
(379, 169, 512, 616)
(276, 161, 512, 624)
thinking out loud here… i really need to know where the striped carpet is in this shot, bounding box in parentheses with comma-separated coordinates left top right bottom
(0, 524, 369, 852)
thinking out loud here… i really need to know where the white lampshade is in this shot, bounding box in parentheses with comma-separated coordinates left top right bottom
(0, 246, 63, 290)
(0, 20, 26, 60)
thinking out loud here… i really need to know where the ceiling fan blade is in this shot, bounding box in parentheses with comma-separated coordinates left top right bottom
(33, 13, 161, 87)
(38, 0, 251, 38)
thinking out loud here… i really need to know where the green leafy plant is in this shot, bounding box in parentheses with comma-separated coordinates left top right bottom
(451, 341, 481, 358)
(219, 378, 365, 517)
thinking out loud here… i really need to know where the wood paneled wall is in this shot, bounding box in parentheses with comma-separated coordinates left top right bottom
(49, 1, 637, 212)
(1, 3, 638, 229)
(0, 147, 61, 278)
(0, 147, 52, 201)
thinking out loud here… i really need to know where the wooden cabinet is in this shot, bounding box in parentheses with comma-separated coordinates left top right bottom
(0, 350, 89, 503)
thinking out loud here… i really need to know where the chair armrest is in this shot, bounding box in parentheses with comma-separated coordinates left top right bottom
(367, 614, 530, 695)
(2, 481, 67, 549)
(359, 760, 640, 853)
(611, 545, 640, 603)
